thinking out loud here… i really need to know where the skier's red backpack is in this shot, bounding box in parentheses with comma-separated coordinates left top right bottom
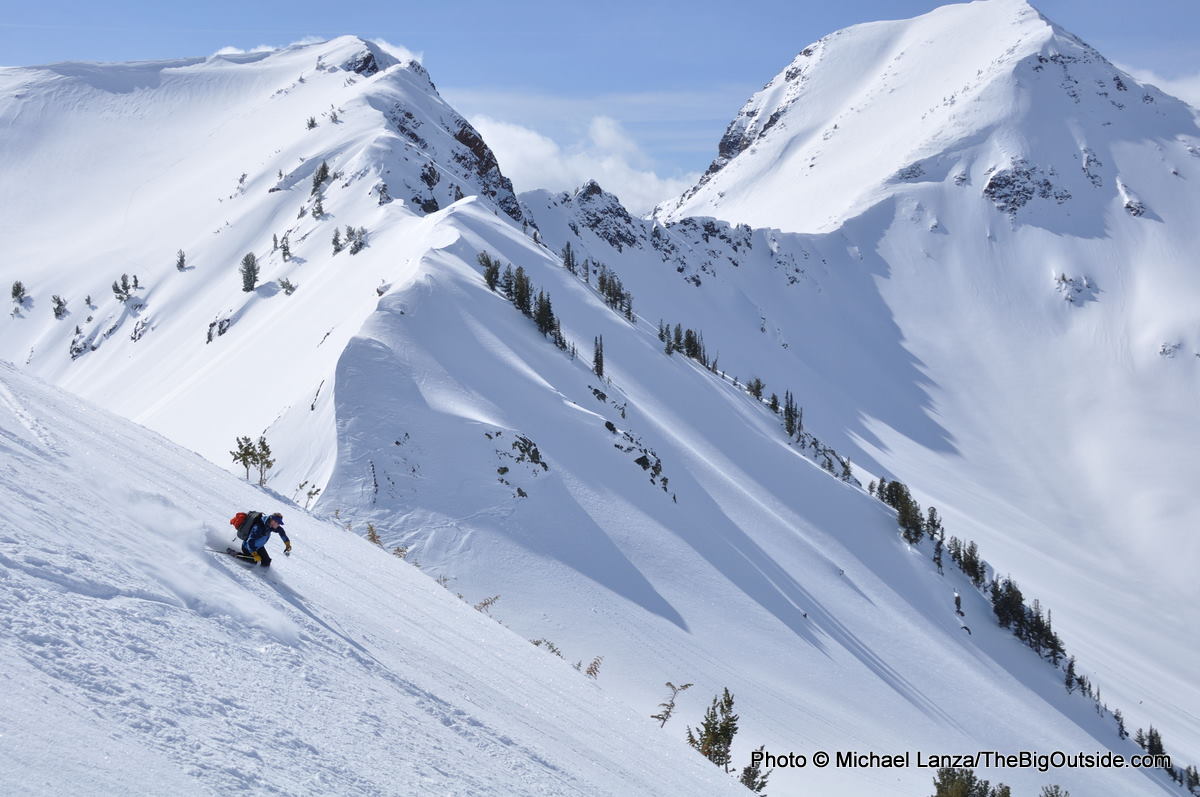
(229, 511, 262, 540)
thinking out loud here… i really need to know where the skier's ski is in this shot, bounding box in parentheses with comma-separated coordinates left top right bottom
(207, 546, 257, 563)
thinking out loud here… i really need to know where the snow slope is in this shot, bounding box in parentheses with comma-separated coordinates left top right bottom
(1, 13, 1197, 795)
(0, 360, 747, 796)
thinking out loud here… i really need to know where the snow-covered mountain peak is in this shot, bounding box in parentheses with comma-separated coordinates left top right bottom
(660, 0, 1198, 233)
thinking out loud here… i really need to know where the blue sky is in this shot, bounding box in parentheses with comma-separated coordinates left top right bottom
(3, 0, 1196, 210)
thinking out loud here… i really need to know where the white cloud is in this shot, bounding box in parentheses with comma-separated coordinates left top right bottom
(1119, 64, 1200, 109)
(368, 38, 423, 65)
(471, 114, 700, 215)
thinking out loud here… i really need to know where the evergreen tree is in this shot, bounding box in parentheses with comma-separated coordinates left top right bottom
(534, 291, 556, 336)
(478, 252, 500, 291)
(1064, 656, 1077, 694)
(112, 274, 134, 303)
(1146, 725, 1164, 757)
(176, 249, 187, 271)
(1039, 787, 1069, 797)
(1134, 727, 1146, 749)
(593, 335, 604, 378)
(739, 746, 771, 794)
(306, 116, 317, 129)
(377, 182, 391, 205)
(272, 233, 279, 251)
(51, 295, 67, 319)
(332, 228, 342, 254)
(311, 160, 329, 194)
(501, 265, 515, 298)
(649, 681, 692, 728)
(280, 235, 291, 262)
(783, 391, 798, 436)
(931, 767, 1006, 796)
(11, 281, 26, 304)
(561, 241, 576, 274)
(230, 436, 255, 480)
(1114, 708, 1127, 739)
(898, 496, 924, 544)
(313, 194, 325, 217)
(768, 393, 779, 414)
(240, 252, 259, 292)
(254, 436, 275, 486)
(925, 506, 943, 538)
(747, 377, 765, 399)
(933, 532, 945, 574)
(512, 266, 533, 316)
(686, 688, 738, 773)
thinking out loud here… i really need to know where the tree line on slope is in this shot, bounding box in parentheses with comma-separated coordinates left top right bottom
(870, 476, 1197, 792)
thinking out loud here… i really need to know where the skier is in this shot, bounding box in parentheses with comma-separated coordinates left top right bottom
(241, 511, 292, 567)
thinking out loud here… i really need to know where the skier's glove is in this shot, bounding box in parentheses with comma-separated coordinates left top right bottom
(284, 541, 293, 555)
(251, 551, 262, 565)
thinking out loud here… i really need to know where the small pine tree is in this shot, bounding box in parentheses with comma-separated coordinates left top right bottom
(561, 241, 576, 274)
(240, 252, 259, 292)
(313, 194, 325, 217)
(931, 767, 1003, 796)
(51, 295, 67, 319)
(254, 435, 275, 485)
(686, 688, 738, 773)
(272, 233, 279, 251)
(11, 281, 26, 304)
(534, 291, 556, 336)
(584, 656, 603, 679)
(1039, 786, 1070, 797)
(175, 249, 187, 271)
(593, 335, 604, 378)
(650, 681, 693, 728)
(747, 377, 765, 399)
(112, 274, 133, 303)
(230, 436, 255, 480)
(478, 252, 500, 291)
(332, 228, 342, 254)
(278, 278, 297, 295)
(1146, 725, 1164, 756)
(1113, 708, 1127, 739)
(280, 235, 291, 262)
(377, 182, 391, 205)
(474, 595, 500, 614)
(306, 116, 317, 129)
(311, 160, 329, 195)
(739, 746, 771, 794)
(365, 522, 383, 546)
(1064, 656, 1077, 694)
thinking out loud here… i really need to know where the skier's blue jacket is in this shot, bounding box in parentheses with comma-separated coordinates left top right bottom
(242, 514, 290, 554)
